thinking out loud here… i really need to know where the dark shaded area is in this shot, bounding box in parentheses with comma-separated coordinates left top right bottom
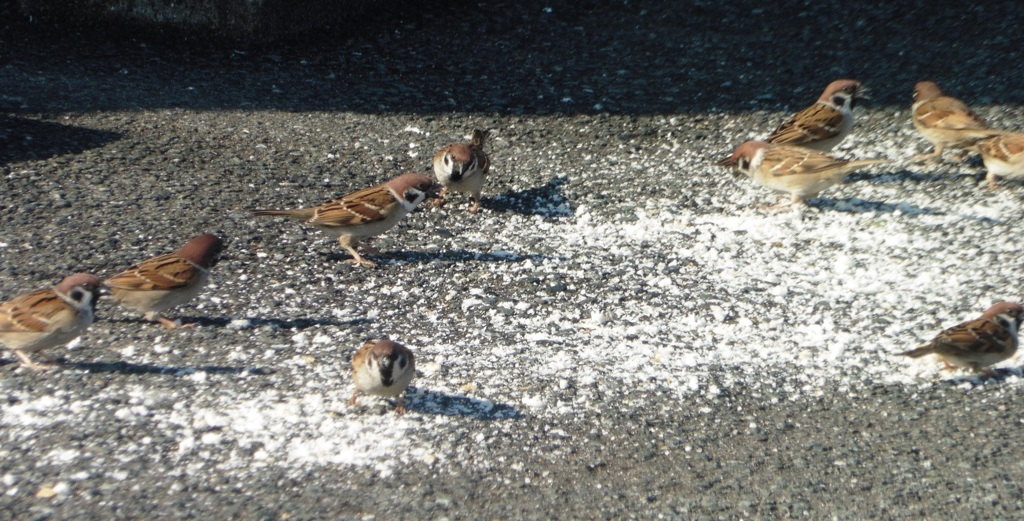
(486, 175, 573, 216)
(406, 387, 522, 419)
(11, 0, 432, 43)
(370, 249, 556, 264)
(1, 1, 1021, 116)
(0, 356, 270, 375)
(0, 114, 123, 164)
(849, 169, 948, 184)
(815, 197, 942, 216)
(69, 360, 273, 375)
(176, 315, 370, 329)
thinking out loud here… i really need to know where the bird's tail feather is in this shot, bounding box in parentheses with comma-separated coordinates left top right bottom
(251, 208, 316, 219)
(898, 345, 934, 358)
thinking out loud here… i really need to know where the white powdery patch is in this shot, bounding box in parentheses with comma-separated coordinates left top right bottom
(0, 394, 75, 429)
(481, 192, 1024, 400)
(168, 391, 443, 477)
(154, 150, 1024, 476)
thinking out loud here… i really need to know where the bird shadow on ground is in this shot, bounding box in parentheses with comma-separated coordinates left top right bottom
(848, 168, 949, 184)
(812, 196, 942, 215)
(188, 315, 370, 329)
(0, 357, 273, 376)
(373, 249, 558, 265)
(66, 360, 274, 376)
(405, 387, 523, 419)
(105, 315, 366, 329)
(482, 175, 573, 217)
(938, 367, 1023, 387)
(0, 114, 123, 165)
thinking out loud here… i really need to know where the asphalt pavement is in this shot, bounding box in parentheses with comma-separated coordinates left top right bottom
(2, 1, 1024, 519)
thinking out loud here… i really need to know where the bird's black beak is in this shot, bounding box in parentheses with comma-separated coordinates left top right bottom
(715, 155, 737, 168)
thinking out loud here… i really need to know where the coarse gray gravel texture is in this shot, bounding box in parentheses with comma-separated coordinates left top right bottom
(3, 1, 1024, 519)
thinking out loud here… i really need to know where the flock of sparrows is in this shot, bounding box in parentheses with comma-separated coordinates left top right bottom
(0, 234, 224, 371)
(0, 131, 490, 413)
(2, 81, 1023, 414)
(717, 79, 1024, 206)
(716, 78, 1024, 378)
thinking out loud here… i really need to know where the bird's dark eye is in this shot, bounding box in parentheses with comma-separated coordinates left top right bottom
(443, 155, 451, 166)
(396, 355, 406, 369)
(738, 158, 750, 170)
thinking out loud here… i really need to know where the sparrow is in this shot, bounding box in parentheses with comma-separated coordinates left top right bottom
(105, 233, 224, 329)
(765, 79, 869, 152)
(911, 80, 1007, 162)
(899, 301, 1024, 376)
(968, 133, 1024, 190)
(717, 140, 887, 207)
(0, 273, 102, 370)
(252, 173, 439, 265)
(349, 339, 416, 414)
(433, 129, 491, 214)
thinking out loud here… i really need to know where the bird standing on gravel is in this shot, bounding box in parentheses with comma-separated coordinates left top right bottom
(349, 339, 416, 414)
(0, 273, 102, 370)
(968, 133, 1024, 190)
(765, 79, 869, 152)
(105, 233, 224, 329)
(433, 129, 491, 214)
(717, 140, 886, 208)
(910, 80, 1006, 163)
(253, 173, 439, 266)
(899, 301, 1024, 376)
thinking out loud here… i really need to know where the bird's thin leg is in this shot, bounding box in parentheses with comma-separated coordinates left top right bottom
(13, 350, 57, 371)
(912, 145, 943, 163)
(340, 237, 375, 266)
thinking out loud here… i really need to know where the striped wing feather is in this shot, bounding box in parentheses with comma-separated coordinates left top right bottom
(308, 186, 395, 227)
(767, 104, 844, 145)
(0, 289, 70, 333)
(765, 147, 846, 177)
(929, 318, 1014, 357)
(977, 134, 1024, 162)
(916, 98, 989, 130)
(106, 254, 198, 291)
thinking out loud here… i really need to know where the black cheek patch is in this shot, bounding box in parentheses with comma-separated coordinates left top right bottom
(404, 190, 421, 202)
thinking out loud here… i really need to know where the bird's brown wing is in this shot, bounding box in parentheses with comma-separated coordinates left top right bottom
(767, 104, 844, 145)
(0, 289, 69, 333)
(915, 97, 989, 130)
(763, 146, 846, 177)
(105, 254, 198, 291)
(928, 318, 1015, 358)
(307, 186, 396, 227)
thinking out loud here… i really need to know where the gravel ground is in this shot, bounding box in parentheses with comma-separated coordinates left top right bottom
(3, 1, 1024, 519)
